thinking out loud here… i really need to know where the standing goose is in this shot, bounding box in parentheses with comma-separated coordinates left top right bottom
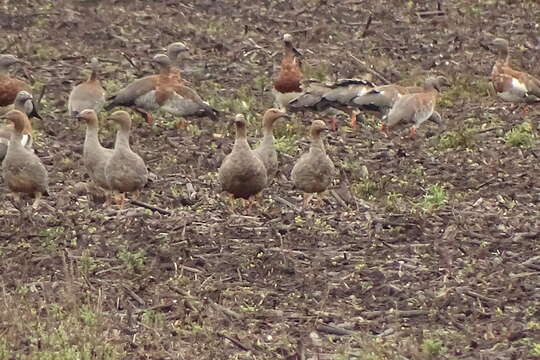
(105, 111, 148, 208)
(291, 120, 335, 208)
(0, 54, 30, 107)
(273, 34, 303, 111)
(68, 57, 106, 119)
(490, 38, 540, 104)
(105, 54, 217, 124)
(382, 76, 449, 137)
(1, 110, 48, 209)
(0, 91, 37, 161)
(218, 114, 267, 200)
(76, 109, 113, 198)
(253, 108, 289, 182)
(105, 54, 173, 124)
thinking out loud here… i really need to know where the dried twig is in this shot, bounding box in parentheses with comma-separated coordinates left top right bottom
(130, 199, 172, 215)
(330, 190, 347, 208)
(36, 83, 47, 107)
(316, 324, 355, 336)
(416, 10, 445, 18)
(216, 332, 250, 351)
(347, 52, 390, 84)
(361, 14, 372, 38)
(208, 300, 243, 320)
(462, 289, 498, 305)
(273, 195, 300, 212)
(362, 309, 429, 319)
(121, 284, 146, 306)
(121, 52, 140, 71)
(475, 177, 497, 190)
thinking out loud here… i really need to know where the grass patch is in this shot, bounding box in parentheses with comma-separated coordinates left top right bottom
(118, 247, 146, 273)
(0, 292, 124, 359)
(351, 176, 389, 201)
(421, 183, 448, 212)
(438, 126, 477, 149)
(505, 122, 535, 148)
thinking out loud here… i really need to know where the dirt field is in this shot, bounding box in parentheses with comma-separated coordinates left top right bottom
(1, 0, 539, 359)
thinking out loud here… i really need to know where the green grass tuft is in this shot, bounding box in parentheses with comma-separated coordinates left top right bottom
(421, 183, 448, 212)
(505, 122, 535, 148)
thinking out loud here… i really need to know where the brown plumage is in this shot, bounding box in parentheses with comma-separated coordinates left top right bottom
(105, 54, 217, 124)
(219, 114, 267, 199)
(253, 108, 289, 182)
(273, 34, 303, 110)
(0, 92, 34, 161)
(0, 55, 29, 107)
(105, 111, 148, 208)
(382, 76, 450, 137)
(291, 120, 335, 208)
(68, 58, 106, 119)
(1, 110, 48, 209)
(76, 109, 113, 193)
(491, 38, 540, 103)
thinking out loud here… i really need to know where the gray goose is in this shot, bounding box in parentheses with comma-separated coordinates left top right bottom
(104, 111, 148, 208)
(291, 119, 335, 208)
(76, 109, 113, 200)
(1, 110, 48, 209)
(218, 114, 267, 201)
(253, 108, 289, 182)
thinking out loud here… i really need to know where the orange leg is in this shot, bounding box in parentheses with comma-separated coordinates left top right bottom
(113, 191, 125, 209)
(302, 193, 314, 209)
(380, 123, 389, 137)
(135, 108, 154, 125)
(350, 112, 358, 127)
(409, 126, 417, 137)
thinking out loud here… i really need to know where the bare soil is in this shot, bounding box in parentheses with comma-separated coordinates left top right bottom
(0, 0, 539, 359)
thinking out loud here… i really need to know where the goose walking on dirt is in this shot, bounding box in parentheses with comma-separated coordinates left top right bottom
(105, 54, 217, 125)
(253, 108, 289, 183)
(1, 110, 48, 209)
(76, 109, 113, 203)
(105, 111, 148, 208)
(219, 114, 267, 204)
(382, 76, 450, 137)
(291, 120, 335, 208)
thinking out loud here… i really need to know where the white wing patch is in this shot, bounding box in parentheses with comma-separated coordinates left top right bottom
(511, 78, 527, 93)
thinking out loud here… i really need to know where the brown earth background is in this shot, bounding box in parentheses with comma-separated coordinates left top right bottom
(0, 0, 539, 359)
